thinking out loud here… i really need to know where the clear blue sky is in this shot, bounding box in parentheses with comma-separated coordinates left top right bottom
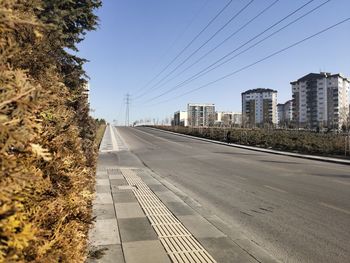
(77, 0, 350, 124)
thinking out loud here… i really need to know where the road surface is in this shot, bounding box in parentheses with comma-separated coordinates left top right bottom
(117, 127, 350, 263)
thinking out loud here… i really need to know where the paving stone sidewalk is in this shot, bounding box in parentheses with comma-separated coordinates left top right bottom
(88, 165, 171, 263)
(87, 126, 257, 263)
(87, 125, 169, 263)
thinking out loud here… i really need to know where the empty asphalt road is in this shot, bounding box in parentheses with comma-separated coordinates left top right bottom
(117, 126, 350, 263)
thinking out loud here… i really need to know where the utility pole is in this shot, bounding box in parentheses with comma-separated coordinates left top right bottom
(125, 93, 130, 126)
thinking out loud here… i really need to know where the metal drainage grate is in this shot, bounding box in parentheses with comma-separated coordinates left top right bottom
(120, 168, 216, 263)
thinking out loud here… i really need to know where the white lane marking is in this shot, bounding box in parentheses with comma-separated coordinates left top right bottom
(264, 185, 287, 193)
(332, 179, 350, 186)
(319, 202, 350, 215)
(235, 175, 247, 181)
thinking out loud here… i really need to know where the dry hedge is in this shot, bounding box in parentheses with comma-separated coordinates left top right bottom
(1, 0, 101, 262)
(160, 126, 350, 158)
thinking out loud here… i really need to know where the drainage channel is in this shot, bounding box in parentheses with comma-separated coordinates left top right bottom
(120, 168, 217, 263)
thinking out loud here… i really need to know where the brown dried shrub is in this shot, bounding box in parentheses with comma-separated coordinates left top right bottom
(1, 0, 101, 262)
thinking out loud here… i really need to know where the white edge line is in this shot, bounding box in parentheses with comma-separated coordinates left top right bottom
(264, 185, 287, 193)
(319, 202, 350, 215)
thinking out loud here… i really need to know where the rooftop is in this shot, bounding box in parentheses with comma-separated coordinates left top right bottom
(291, 72, 349, 84)
(241, 88, 277, 95)
(188, 103, 215, 106)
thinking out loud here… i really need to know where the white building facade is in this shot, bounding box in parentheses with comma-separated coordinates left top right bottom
(216, 111, 242, 127)
(241, 88, 278, 127)
(277, 100, 293, 127)
(173, 111, 188, 126)
(187, 103, 215, 127)
(291, 73, 349, 129)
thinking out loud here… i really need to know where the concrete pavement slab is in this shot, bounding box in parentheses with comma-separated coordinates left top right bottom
(111, 184, 132, 192)
(112, 191, 137, 203)
(114, 203, 145, 219)
(93, 193, 113, 204)
(198, 237, 255, 263)
(133, 171, 155, 180)
(118, 217, 157, 242)
(156, 190, 184, 203)
(92, 204, 116, 220)
(178, 214, 226, 238)
(107, 168, 121, 175)
(96, 185, 111, 193)
(87, 245, 124, 263)
(164, 201, 196, 216)
(142, 177, 162, 185)
(96, 179, 110, 185)
(96, 167, 106, 172)
(123, 240, 171, 263)
(96, 172, 108, 179)
(148, 184, 168, 192)
(116, 152, 144, 167)
(117, 185, 134, 190)
(109, 174, 124, 180)
(89, 219, 120, 246)
(110, 178, 128, 186)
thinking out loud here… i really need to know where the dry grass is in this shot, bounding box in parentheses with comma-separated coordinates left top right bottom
(95, 124, 106, 149)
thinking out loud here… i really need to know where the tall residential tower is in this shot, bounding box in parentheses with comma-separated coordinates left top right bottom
(241, 88, 277, 127)
(277, 100, 293, 127)
(291, 72, 349, 129)
(187, 103, 215, 127)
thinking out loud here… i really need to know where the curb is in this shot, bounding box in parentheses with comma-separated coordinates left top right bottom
(144, 127, 350, 166)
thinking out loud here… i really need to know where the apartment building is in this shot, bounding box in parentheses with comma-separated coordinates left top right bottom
(291, 72, 349, 129)
(277, 100, 293, 127)
(216, 111, 242, 127)
(187, 103, 215, 127)
(241, 88, 278, 127)
(83, 82, 90, 104)
(173, 111, 188, 126)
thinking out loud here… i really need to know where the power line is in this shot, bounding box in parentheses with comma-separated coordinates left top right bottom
(144, 0, 280, 94)
(135, 0, 255, 99)
(133, 0, 234, 99)
(146, 0, 330, 103)
(143, 0, 317, 103)
(132, 0, 210, 95)
(191, 0, 331, 85)
(147, 17, 350, 106)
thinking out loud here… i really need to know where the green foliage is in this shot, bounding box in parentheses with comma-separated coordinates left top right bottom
(0, 0, 101, 262)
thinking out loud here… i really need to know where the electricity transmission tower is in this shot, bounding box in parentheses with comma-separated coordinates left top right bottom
(125, 93, 130, 126)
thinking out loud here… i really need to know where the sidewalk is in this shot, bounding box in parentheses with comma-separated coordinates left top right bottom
(87, 126, 229, 262)
(88, 125, 169, 262)
(86, 125, 275, 262)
